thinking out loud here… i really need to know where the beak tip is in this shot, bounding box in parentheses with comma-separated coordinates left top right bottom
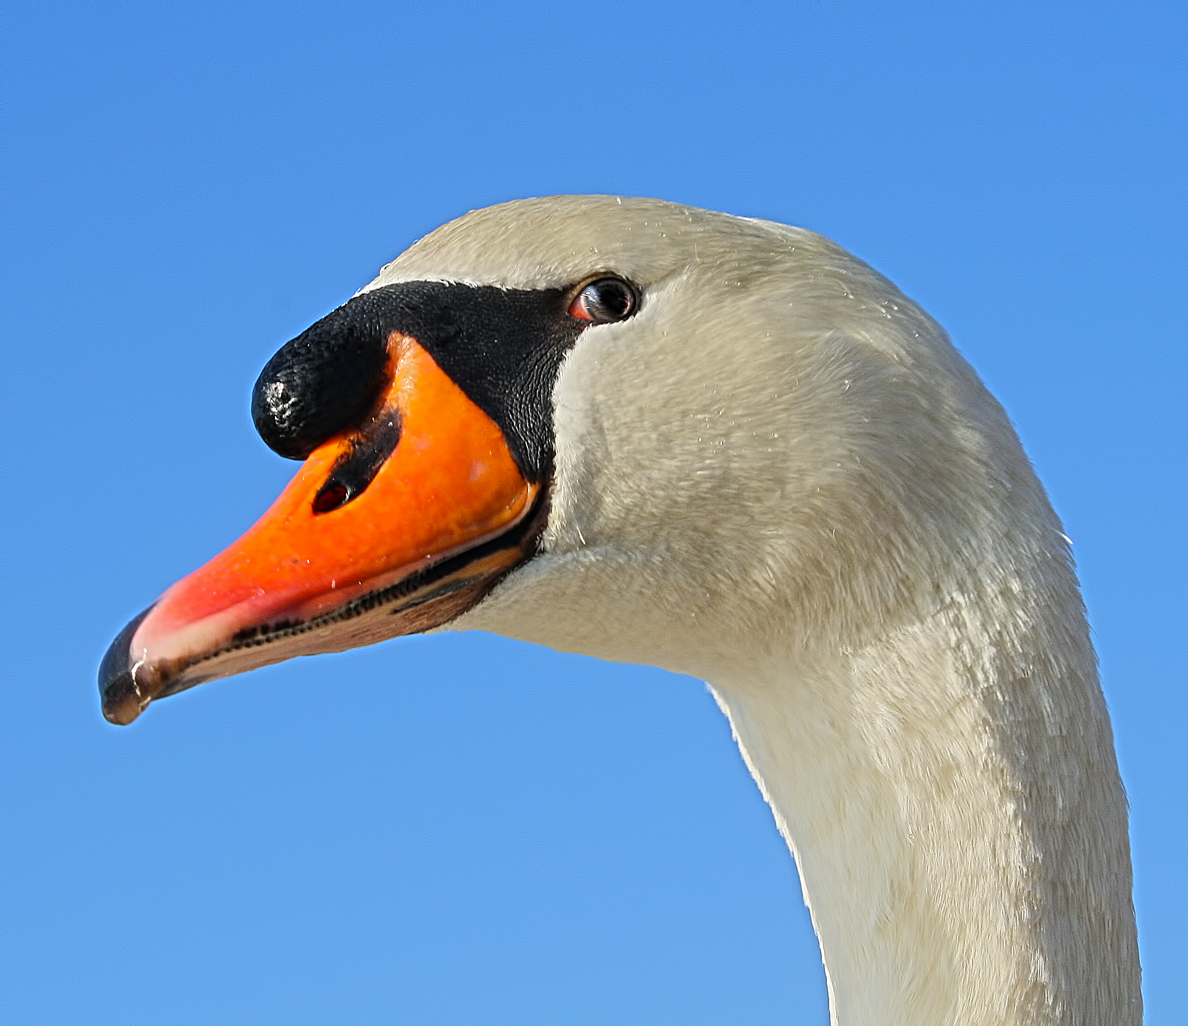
(101, 671, 147, 725)
(98, 605, 155, 727)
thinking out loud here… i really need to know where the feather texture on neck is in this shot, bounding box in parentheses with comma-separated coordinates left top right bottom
(387, 196, 1141, 1024)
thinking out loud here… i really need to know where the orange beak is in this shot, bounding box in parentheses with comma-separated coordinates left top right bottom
(99, 333, 541, 725)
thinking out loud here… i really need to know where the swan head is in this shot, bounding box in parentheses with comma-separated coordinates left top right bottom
(100, 195, 1050, 723)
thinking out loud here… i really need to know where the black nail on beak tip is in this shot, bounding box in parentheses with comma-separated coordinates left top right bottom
(98, 606, 154, 725)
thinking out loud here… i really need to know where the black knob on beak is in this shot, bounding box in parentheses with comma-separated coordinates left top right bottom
(252, 305, 391, 460)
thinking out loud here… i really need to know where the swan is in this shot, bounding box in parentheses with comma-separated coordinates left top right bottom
(99, 195, 1141, 1025)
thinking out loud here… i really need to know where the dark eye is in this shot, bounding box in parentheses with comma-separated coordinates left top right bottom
(568, 277, 638, 323)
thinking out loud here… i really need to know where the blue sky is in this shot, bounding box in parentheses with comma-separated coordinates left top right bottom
(2, 1, 1184, 1022)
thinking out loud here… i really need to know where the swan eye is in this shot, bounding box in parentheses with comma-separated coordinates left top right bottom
(568, 277, 637, 323)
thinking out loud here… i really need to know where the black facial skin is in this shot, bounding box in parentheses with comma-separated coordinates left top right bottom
(252, 281, 609, 485)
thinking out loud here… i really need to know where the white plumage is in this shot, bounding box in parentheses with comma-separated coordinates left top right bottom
(366, 197, 1141, 1024)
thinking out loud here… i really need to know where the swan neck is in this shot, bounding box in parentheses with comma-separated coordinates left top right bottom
(708, 602, 1141, 1026)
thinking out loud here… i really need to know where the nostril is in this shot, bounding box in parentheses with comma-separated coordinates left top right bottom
(309, 412, 402, 516)
(312, 482, 351, 514)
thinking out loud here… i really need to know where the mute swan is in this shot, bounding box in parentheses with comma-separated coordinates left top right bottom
(99, 196, 1141, 1025)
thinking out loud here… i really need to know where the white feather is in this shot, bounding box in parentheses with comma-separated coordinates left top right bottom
(369, 196, 1141, 1025)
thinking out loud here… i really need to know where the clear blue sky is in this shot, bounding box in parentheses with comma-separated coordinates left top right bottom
(2, 2, 1184, 1022)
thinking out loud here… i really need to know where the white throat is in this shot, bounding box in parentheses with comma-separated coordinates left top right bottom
(458, 519, 1142, 1024)
(708, 592, 1140, 1025)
